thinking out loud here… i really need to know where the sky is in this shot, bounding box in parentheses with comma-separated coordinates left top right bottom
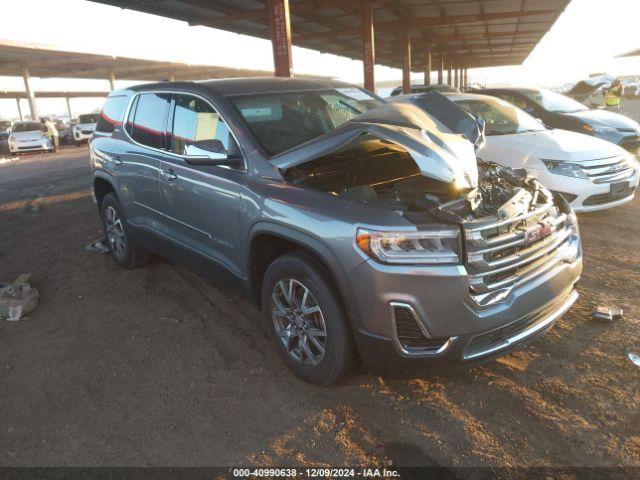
(1, 0, 640, 120)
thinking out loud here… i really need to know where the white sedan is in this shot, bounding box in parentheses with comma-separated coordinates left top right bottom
(8, 121, 55, 155)
(450, 93, 640, 212)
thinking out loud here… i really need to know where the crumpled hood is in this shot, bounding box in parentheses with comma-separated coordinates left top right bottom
(564, 109, 640, 131)
(480, 129, 628, 168)
(270, 102, 478, 188)
(9, 130, 46, 141)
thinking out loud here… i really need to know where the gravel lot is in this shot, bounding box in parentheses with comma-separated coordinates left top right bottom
(0, 102, 639, 468)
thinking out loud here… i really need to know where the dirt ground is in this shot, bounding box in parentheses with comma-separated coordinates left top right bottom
(0, 102, 639, 468)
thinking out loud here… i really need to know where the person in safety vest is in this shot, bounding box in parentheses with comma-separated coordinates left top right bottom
(40, 117, 59, 151)
(603, 79, 624, 109)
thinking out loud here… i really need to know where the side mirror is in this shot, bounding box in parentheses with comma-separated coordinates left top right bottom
(183, 139, 241, 166)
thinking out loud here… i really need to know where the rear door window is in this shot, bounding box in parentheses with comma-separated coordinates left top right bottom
(127, 93, 171, 149)
(96, 95, 129, 133)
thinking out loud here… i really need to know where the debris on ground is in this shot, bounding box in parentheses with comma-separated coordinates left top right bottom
(629, 353, 640, 368)
(0, 274, 39, 321)
(591, 306, 623, 323)
(85, 236, 110, 254)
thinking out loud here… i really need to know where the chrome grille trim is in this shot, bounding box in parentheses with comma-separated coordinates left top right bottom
(464, 193, 577, 304)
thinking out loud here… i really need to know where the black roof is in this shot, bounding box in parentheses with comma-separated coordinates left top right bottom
(126, 77, 357, 97)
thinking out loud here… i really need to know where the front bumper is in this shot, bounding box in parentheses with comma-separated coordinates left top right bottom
(9, 139, 51, 153)
(74, 130, 93, 142)
(532, 169, 639, 212)
(347, 244, 582, 372)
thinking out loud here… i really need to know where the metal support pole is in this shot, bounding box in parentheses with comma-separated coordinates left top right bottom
(438, 54, 443, 84)
(424, 46, 431, 85)
(22, 66, 38, 120)
(16, 98, 23, 121)
(108, 72, 116, 91)
(268, 0, 293, 77)
(361, 2, 375, 92)
(168, 75, 175, 82)
(454, 67, 459, 89)
(65, 97, 73, 119)
(447, 61, 452, 86)
(401, 29, 411, 94)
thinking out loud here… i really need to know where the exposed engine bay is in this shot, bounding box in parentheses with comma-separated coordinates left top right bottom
(285, 135, 558, 227)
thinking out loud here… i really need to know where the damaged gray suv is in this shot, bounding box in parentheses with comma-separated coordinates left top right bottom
(90, 78, 582, 384)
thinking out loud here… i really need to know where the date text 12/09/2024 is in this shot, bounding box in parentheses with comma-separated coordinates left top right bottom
(232, 468, 400, 478)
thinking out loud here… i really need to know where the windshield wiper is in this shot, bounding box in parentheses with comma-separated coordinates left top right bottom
(338, 100, 362, 115)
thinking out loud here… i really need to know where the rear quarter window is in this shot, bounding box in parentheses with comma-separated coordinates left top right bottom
(96, 95, 129, 133)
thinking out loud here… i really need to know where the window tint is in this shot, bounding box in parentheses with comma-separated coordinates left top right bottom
(96, 95, 128, 133)
(11, 122, 42, 132)
(128, 93, 170, 149)
(497, 93, 530, 111)
(230, 88, 382, 155)
(78, 114, 99, 124)
(170, 94, 237, 157)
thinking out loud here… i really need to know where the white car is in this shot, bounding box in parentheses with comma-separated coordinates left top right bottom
(392, 92, 640, 212)
(73, 113, 99, 145)
(8, 121, 56, 155)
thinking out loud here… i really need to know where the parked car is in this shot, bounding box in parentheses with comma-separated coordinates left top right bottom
(391, 92, 640, 212)
(91, 78, 581, 384)
(7, 121, 56, 155)
(73, 113, 99, 145)
(0, 120, 11, 154)
(476, 87, 640, 157)
(390, 83, 459, 96)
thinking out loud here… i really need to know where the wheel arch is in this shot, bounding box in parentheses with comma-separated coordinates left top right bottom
(247, 223, 359, 325)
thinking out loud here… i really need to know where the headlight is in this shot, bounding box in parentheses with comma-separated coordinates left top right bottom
(542, 160, 588, 179)
(356, 227, 461, 265)
(582, 124, 616, 134)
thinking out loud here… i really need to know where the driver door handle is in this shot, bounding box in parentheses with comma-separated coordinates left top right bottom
(161, 169, 177, 181)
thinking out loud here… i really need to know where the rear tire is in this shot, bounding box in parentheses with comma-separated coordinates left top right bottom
(100, 193, 151, 269)
(261, 251, 357, 385)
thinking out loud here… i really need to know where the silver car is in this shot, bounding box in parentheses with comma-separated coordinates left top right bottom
(90, 79, 582, 385)
(8, 121, 55, 154)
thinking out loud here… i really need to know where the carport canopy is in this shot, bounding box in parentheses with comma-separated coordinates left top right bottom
(0, 38, 278, 120)
(89, 0, 571, 93)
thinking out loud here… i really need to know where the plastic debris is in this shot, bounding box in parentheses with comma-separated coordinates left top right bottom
(85, 236, 110, 254)
(0, 274, 39, 321)
(592, 306, 623, 323)
(629, 353, 640, 368)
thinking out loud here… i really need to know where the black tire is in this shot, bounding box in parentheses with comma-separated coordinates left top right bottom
(261, 251, 357, 385)
(75, 142, 82, 147)
(100, 193, 151, 269)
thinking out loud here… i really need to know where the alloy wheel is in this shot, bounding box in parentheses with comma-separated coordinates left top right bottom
(271, 278, 327, 366)
(104, 205, 127, 259)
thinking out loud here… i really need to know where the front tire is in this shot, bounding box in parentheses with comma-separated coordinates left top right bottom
(100, 193, 151, 269)
(261, 251, 357, 385)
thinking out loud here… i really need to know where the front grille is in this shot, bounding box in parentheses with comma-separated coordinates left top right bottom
(583, 183, 635, 206)
(578, 155, 635, 184)
(392, 304, 449, 354)
(465, 197, 574, 306)
(620, 136, 640, 157)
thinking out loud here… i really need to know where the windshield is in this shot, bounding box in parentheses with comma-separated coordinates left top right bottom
(230, 88, 382, 155)
(520, 88, 588, 113)
(12, 122, 42, 132)
(78, 114, 99, 124)
(456, 97, 545, 136)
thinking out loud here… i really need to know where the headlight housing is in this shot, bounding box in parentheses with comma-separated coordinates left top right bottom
(582, 124, 617, 134)
(542, 160, 588, 179)
(356, 227, 461, 265)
